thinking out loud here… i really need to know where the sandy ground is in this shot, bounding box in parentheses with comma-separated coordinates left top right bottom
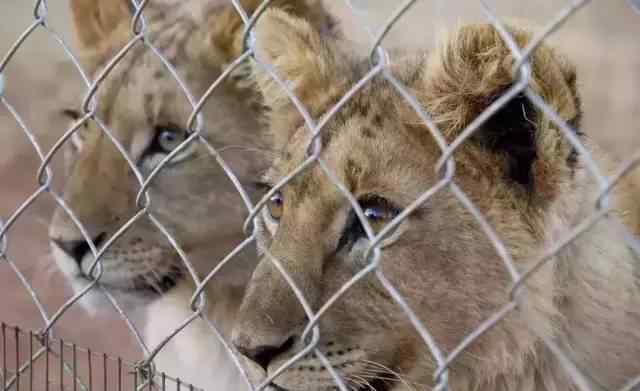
(0, 0, 639, 389)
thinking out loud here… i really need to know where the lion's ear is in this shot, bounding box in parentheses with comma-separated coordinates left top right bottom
(70, 0, 133, 73)
(420, 23, 581, 193)
(250, 8, 341, 117)
(205, 0, 337, 67)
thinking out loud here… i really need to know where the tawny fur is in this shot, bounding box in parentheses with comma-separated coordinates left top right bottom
(230, 10, 640, 391)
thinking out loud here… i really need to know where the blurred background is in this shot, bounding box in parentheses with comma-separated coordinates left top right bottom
(1, 0, 639, 388)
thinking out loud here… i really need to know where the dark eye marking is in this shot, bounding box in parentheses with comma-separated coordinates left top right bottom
(61, 109, 81, 121)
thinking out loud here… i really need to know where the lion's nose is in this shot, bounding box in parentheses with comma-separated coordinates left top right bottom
(233, 333, 295, 370)
(51, 233, 106, 269)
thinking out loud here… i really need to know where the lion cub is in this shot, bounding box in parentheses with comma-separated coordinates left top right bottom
(227, 10, 640, 391)
(49, 1, 333, 390)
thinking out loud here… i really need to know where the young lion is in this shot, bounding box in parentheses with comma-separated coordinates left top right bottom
(229, 10, 640, 391)
(47, 0, 333, 389)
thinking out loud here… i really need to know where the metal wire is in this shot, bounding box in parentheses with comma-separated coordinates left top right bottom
(1, 0, 639, 391)
(0, 324, 198, 391)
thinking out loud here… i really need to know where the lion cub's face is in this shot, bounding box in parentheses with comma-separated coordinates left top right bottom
(231, 10, 582, 391)
(48, 0, 332, 308)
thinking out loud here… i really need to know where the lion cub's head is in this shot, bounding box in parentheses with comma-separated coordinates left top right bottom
(231, 10, 583, 391)
(48, 0, 334, 308)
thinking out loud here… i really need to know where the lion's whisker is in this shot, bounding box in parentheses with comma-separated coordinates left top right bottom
(142, 272, 164, 295)
(358, 360, 423, 390)
(347, 374, 377, 391)
(344, 375, 366, 390)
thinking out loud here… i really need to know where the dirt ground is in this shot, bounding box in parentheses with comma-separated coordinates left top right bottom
(1, 0, 639, 388)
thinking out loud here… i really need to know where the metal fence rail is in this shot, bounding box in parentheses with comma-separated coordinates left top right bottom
(1, 0, 640, 390)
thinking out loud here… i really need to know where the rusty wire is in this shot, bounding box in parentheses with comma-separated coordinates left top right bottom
(1, 0, 640, 391)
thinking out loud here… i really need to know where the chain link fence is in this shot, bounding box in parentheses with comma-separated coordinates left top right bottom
(1, 0, 640, 390)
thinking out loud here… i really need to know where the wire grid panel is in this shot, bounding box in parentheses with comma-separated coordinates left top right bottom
(1, 0, 640, 391)
(0, 323, 201, 391)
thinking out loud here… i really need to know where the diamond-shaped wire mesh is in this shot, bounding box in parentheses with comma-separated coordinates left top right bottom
(1, 0, 640, 391)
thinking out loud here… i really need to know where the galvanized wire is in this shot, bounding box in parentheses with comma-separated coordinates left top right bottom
(0, 323, 198, 391)
(1, 0, 639, 391)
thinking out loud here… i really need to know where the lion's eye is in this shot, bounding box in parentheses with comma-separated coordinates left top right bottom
(337, 195, 402, 252)
(361, 196, 400, 234)
(267, 191, 284, 221)
(156, 127, 186, 154)
(141, 126, 194, 167)
(61, 108, 88, 150)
